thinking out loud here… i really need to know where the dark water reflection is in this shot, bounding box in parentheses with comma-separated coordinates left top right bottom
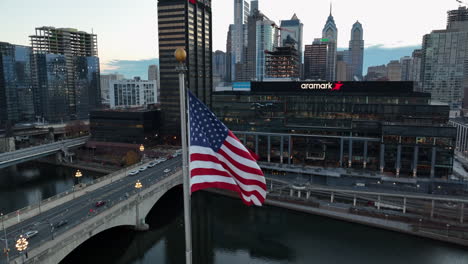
(0, 161, 103, 214)
(62, 189, 468, 264)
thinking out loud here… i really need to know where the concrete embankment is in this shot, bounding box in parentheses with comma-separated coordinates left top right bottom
(206, 189, 468, 248)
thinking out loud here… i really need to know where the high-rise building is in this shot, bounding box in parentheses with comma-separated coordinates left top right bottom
(256, 19, 279, 81)
(322, 6, 338, 81)
(157, 0, 212, 137)
(386, 60, 402, 81)
(225, 25, 234, 82)
(109, 77, 157, 109)
(213, 50, 226, 88)
(241, 9, 265, 81)
(348, 21, 364, 81)
(148, 64, 160, 99)
(0, 42, 34, 125)
(304, 39, 328, 80)
(148, 64, 159, 81)
(336, 50, 349, 81)
(231, 0, 250, 81)
(410, 49, 423, 91)
(100, 73, 124, 105)
(30, 27, 101, 122)
(280, 14, 303, 65)
(421, 6, 468, 109)
(265, 45, 300, 79)
(400, 56, 412, 81)
(365, 65, 387, 81)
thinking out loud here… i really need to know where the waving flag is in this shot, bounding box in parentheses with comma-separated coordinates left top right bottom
(188, 91, 267, 206)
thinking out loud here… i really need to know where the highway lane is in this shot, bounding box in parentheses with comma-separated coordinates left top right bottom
(0, 156, 182, 263)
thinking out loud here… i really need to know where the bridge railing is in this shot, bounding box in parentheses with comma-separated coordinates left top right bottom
(1, 159, 146, 228)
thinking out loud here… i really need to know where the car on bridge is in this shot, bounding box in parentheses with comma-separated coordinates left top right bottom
(24, 230, 38, 239)
(54, 220, 68, 228)
(95, 201, 106, 207)
(129, 170, 139, 176)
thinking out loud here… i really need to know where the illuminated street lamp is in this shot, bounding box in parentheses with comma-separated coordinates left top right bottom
(15, 235, 28, 263)
(135, 180, 143, 192)
(139, 144, 145, 163)
(1, 213, 9, 263)
(75, 170, 82, 184)
(73, 170, 83, 198)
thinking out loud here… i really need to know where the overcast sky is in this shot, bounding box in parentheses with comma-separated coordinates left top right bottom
(0, 0, 462, 71)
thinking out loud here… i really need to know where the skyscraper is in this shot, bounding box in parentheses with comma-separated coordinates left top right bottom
(148, 64, 160, 99)
(225, 25, 234, 82)
(157, 0, 212, 137)
(304, 39, 328, 80)
(280, 14, 304, 66)
(231, 0, 250, 81)
(213, 50, 226, 88)
(410, 49, 423, 91)
(255, 19, 279, 81)
(336, 50, 349, 81)
(30, 27, 101, 121)
(348, 21, 364, 81)
(420, 6, 468, 109)
(400, 56, 412, 81)
(386, 60, 402, 81)
(322, 6, 338, 81)
(148, 64, 159, 81)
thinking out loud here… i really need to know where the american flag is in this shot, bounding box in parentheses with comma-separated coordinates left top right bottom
(188, 91, 267, 206)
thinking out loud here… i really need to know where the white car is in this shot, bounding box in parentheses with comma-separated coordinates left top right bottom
(160, 158, 167, 162)
(163, 169, 171, 173)
(129, 170, 139, 176)
(148, 162, 157, 168)
(24, 230, 38, 239)
(139, 166, 147, 172)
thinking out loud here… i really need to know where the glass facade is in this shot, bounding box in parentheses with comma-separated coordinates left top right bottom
(0, 42, 34, 126)
(212, 81, 456, 179)
(30, 27, 100, 122)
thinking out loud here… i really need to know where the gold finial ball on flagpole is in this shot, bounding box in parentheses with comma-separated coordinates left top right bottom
(175, 48, 186, 63)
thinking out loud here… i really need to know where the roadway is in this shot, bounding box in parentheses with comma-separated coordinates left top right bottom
(0, 137, 88, 169)
(0, 156, 182, 264)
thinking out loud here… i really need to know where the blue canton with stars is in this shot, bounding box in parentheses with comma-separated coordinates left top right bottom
(189, 91, 229, 152)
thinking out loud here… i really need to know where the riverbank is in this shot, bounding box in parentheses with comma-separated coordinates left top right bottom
(206, 189, 468, 248)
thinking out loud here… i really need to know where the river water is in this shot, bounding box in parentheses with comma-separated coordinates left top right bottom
(0, 161, 103, 214)
(1, 162, 468, 264)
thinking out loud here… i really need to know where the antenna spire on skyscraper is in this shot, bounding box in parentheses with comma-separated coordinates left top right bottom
(330, 2, 332, 16)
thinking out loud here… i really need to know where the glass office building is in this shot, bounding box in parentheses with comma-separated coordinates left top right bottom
(0, 42, 34, 126)
(212, 81, 456, 179)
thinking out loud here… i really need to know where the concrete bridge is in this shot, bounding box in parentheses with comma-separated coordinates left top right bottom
(0, 136, 88, 169)
(1, 156, 182, 264)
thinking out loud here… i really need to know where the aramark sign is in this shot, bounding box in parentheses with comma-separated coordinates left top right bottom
(301, 82, 344, 91)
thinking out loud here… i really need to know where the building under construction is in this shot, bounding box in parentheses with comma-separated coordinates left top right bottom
(265, 46, 300, 79)
(30, 27, 100, 122)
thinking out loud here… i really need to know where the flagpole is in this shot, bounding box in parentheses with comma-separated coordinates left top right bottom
(175, 48, 192, 264)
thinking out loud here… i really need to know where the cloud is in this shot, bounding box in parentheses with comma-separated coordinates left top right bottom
(100, 58, 159, 79)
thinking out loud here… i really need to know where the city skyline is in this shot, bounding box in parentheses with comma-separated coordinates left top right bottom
(0, 0, 460, 73)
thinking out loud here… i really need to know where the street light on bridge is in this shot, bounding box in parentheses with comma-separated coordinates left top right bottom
(15, 235, 28, 263)
(139, 144, 145, 163)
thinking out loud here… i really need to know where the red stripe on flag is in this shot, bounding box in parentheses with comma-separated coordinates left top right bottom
(190, 153, 267, 189)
